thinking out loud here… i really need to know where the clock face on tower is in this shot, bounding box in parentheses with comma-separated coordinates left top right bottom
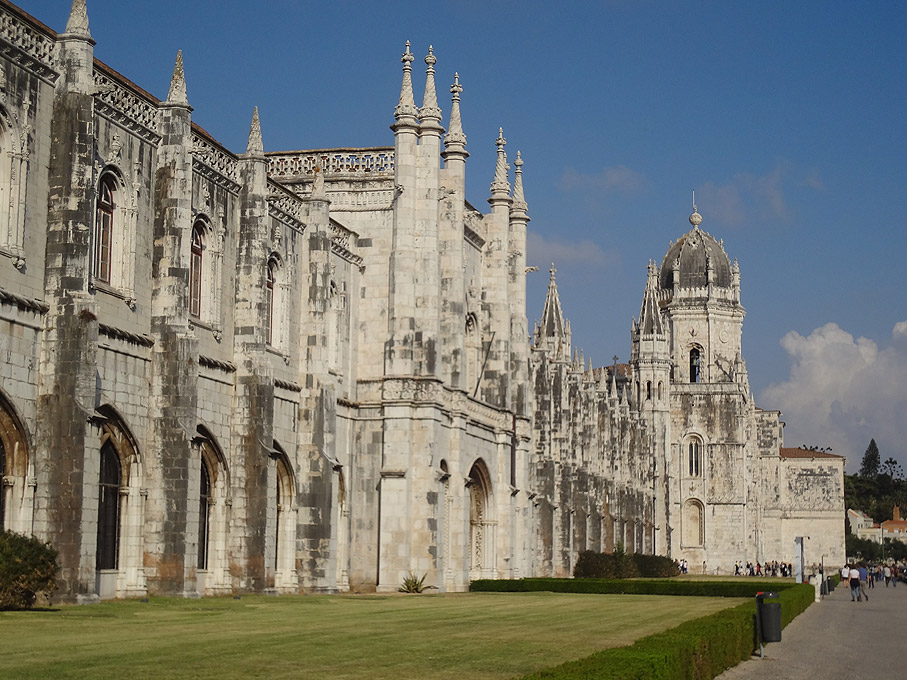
(719, 329, 729, 344)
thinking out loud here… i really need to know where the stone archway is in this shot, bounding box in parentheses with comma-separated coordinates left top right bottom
(468, 459, 495, 579)
(0, 390, 29, 532)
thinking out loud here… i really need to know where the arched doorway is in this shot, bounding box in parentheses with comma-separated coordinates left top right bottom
(468, 459, 495, 579)
(272, 444, 297, 592)
(0, 391, 30, 533)
(93, 406, 145, 598)
(193, 427, 231, 595)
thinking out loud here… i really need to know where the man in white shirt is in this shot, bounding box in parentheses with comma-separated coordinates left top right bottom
(849, 566, 862, 601)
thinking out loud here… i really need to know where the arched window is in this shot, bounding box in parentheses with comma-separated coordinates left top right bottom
(197, 459, 211, 570)
(682, 499, 704, 547)
(266, 258, 278, 346)
(646, 381, 652, 401)
(95, 174, 117, 283)
(465, 314, 481, 396)
(689, 347, 702, 383)
(189, 223, 204, 318)
(658, 381, 664, 401)
(97, 442, 122, 571)
(0, 109, 28, 267)
(687, 438, 702, 477)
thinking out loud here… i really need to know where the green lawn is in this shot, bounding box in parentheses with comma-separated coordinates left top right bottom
(0, 592, 741, 679)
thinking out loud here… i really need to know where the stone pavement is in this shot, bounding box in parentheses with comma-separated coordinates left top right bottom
(716, 579, 906, 679)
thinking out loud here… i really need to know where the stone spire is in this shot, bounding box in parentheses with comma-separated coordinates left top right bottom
(444, 73, 467, 150)
(490, 128, 510, 195)
(393, 41, 418, 124)
(511, 151, 527, 213)
(637, 260, 664, 335)
(535, 264, 567, 350)
(246, 106, 263, 155)
(419, 46, 442, 125)
(64, 0, 91, 39)
(167, 51, 189, 106)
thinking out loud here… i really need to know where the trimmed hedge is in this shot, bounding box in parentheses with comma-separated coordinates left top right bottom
(468, 578, 815, 680)
(573, 550, 679, 579)
(470, 577, 805, 599)
(0, 530, 58, 610)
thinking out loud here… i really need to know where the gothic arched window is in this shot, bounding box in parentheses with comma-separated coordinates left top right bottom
(95, 174, 117, 284)
(687, 437, 702, 478)
(197, 459, 211, 570)
(97, 442, 122, 570)
(266, 257, 278, 346)
(189, 222, 204, 318)
(689, 347, 701, 383)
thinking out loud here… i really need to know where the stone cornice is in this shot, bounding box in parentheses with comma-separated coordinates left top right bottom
(0, 286, 48, 314)
(98, 323, 154, 347)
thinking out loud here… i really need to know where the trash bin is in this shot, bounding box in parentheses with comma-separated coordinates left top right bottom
(756, 591, 782, 644)
(826, 575, 835, 593)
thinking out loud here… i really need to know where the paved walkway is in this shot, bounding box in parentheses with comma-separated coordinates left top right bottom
(716, 579, 905, 679)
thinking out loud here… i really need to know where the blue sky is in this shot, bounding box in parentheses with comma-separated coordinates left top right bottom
(35, 1, 907, 473)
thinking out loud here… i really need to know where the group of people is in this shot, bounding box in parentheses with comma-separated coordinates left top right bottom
(842, 562, 902, 602)
(734, 560, 793, 577)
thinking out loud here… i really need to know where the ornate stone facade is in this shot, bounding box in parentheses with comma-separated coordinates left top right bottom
(0, 1, 843, 601)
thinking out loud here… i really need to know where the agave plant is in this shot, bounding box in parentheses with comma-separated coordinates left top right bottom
(398, 572, 428, 593)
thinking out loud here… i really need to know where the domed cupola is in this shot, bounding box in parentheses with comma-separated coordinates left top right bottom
(659, 207, 733, 291)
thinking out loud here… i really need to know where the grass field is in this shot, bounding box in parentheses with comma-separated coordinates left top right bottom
(0, 591, 742, 679)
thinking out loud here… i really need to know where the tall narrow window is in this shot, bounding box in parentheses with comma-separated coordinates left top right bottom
(189, 223, 204, 317)
(95, 175, 117, 283)
(266, 259, 277, 345)
(198, 460, 211, 570)
(275, 463, 281, 570)
(97, 443, 122, 570)
(687, 439, 701, 477)
(689, 348, 701, 383)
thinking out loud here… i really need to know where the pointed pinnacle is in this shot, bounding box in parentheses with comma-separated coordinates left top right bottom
(65, 0, 91, 39)
(444, 72, 467, 149)
(394, 41, 418, 121)
(512, 150, 527, 210)
(420, 45, 441, 122)
(490, 127, 510, 195)
(247, 106, 263, 154)
(167, 50, 188, 106)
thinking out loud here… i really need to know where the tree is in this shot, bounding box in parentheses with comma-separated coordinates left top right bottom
(860, 439, 881, 478)
(881, 457, 904, 482)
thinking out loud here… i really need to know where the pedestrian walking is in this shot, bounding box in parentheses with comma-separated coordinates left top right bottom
(849, 565, 861, 601)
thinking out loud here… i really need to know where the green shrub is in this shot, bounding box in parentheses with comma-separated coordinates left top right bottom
(0, 530, 58, 610)
(512, 583, 815, 679)
(471, 577, 800, 598)
(398, 572, 428, 593)
(574, 549, 680, 579)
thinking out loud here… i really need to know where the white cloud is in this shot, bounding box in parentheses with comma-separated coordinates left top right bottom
(759, 322, 907, 473)
(526, 231, 616, 269)
(697, 163, 790, 227)
(800, 169, 825, 191)
(558, 165, 647, 195)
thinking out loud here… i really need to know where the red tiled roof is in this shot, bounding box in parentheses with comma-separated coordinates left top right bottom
(780, 447, 843, 460)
